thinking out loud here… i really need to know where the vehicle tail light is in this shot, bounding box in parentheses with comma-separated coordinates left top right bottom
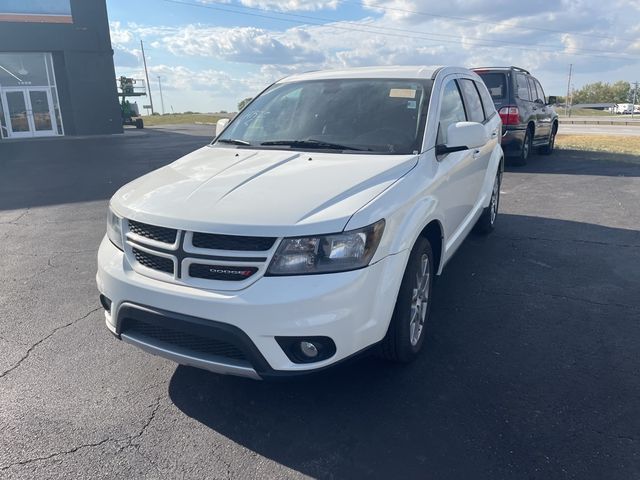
(499, 106, 519, 125)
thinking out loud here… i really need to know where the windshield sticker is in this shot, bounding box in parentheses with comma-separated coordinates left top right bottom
(389, 88, 416, 99)
(407, 100, 417, 109)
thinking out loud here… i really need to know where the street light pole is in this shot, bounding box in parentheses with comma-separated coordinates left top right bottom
(140, 40, 154, 115)
(157, 76, 165, 115)
(565, 64, 573, 117)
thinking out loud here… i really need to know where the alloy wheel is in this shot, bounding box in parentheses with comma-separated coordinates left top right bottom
(409, 254, 431, 346)
(490, 173, 501, 225)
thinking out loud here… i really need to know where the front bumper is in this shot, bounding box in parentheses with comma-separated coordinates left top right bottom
(96, 237, 407, 379)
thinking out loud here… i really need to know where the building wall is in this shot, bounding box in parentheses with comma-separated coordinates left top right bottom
(0, 0, 122, 136)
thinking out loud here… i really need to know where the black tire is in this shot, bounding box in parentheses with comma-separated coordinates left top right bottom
(512, 126, 532, 166)
(540, 123, 557, 155)
(380, 237, 434, 363)
(475, 170, 502, 234)
(135, 118, 144, 129)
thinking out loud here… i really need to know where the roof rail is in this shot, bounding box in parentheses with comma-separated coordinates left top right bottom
(472, 66, 531, 75)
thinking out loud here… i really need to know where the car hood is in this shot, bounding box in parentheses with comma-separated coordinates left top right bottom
(111, 146, 418, 237)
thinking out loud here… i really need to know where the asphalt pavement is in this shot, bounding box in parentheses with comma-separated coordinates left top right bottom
(1, 129, 639, 479)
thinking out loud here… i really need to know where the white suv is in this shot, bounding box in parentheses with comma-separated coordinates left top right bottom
(97, 66, 503, 380)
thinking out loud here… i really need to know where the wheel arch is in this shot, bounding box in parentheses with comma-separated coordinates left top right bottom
(419, 220, 443, 275)
(527, 120, 535, 136)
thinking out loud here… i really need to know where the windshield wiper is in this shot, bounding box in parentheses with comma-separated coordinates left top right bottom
(217, 138, 251, 146)
(260, 139, 365, 151)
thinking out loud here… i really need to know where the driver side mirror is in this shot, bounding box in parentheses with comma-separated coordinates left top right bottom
(547, 96, 557, 106)
(215, 118, 230, 137)
(436, 121, 487, 155)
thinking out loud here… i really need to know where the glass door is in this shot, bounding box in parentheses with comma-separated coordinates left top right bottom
(1, 88, 58, 138)
(27, 89, 57, 136)
(4, 90, 31, 138)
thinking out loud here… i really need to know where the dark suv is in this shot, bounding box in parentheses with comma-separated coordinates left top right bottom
(473, 66, 558, 165)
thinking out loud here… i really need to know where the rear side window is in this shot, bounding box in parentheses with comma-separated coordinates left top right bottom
(528, 77, 540, 103)
(458, 79, 485, 123)
(437, 80, 467, 145)
(516, 73, 531, 101)
(534, 79, 546, 103)
(476, 80, 496, 118)
(476, 72, 506, 100)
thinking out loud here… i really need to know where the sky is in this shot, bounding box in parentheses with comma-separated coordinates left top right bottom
(106, 0, 640, 113)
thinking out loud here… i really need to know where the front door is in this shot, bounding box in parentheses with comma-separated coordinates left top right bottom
(1, 88, 58, 138)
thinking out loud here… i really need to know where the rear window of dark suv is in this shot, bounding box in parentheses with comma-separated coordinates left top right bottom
(476, 72, 507, 101)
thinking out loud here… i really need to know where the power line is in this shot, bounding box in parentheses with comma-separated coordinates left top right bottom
(194, 0, 636, 58)
(162, 0, 640, 61)
(352, 0, 637, 44)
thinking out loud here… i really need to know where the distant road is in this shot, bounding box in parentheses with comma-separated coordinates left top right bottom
(559, 123, 640, 136)
(560, 115, 640, 124)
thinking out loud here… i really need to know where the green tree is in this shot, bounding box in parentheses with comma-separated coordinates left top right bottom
(571, 81, 631, 104)
(237, 97, 253, 111)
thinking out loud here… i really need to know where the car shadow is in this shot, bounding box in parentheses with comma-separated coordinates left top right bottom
(0, 129, 212, 211)
(505, 149, 640, 177)
(168, 214, 640, 479)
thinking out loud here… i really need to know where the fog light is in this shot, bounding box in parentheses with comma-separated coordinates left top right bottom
(275, 336, 337, 364)
(300, 341, 318, 358)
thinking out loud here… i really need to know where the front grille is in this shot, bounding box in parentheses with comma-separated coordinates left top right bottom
(126, 220, 271, 284)
(192, 232, 276, 251)
(132, 248, 174, 274)
(129, 220, 177, 244)
(121, 318, 247, 361)
(189, 263, 258, 281)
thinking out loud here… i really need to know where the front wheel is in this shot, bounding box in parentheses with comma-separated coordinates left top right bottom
(380, 237, 434, 363)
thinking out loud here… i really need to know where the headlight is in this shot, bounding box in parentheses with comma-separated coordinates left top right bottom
(266, 220, 385, 276)
(106, 207, 124, 251)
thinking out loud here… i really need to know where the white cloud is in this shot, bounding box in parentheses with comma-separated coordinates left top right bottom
(160, 25, 325, 64)
(109, 2, 640, 111)
(200, 0, 339, 11)
(109, 21, 134, 45)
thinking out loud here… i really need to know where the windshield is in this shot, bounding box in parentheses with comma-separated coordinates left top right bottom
(216, 78, 433, 154)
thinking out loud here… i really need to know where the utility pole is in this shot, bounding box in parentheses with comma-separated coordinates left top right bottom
(565, 63, 573, 117)
(632, 81, 638, 119)
(157, 76, 165, 115)
(140, 40, 154, 115)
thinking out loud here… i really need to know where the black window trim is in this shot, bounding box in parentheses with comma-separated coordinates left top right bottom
(474, 79, 496, 123)
(454, 79, 469, 121)
(435, 77, 468, 150)
(458, 77, 491, 125)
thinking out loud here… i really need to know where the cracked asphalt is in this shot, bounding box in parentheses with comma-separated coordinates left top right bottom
(1, 130, 639, 479)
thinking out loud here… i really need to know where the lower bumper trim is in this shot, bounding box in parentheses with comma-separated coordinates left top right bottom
(121, 332, 261, 380)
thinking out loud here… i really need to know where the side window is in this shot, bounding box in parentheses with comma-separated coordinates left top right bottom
(515, 73, 531, 101)
(437, 80, 467, 145)
(458, 78, 485, 123)
(476, 80, 496, 119)
(528, 77, 540, 103)
(534, 79, 546, 104)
